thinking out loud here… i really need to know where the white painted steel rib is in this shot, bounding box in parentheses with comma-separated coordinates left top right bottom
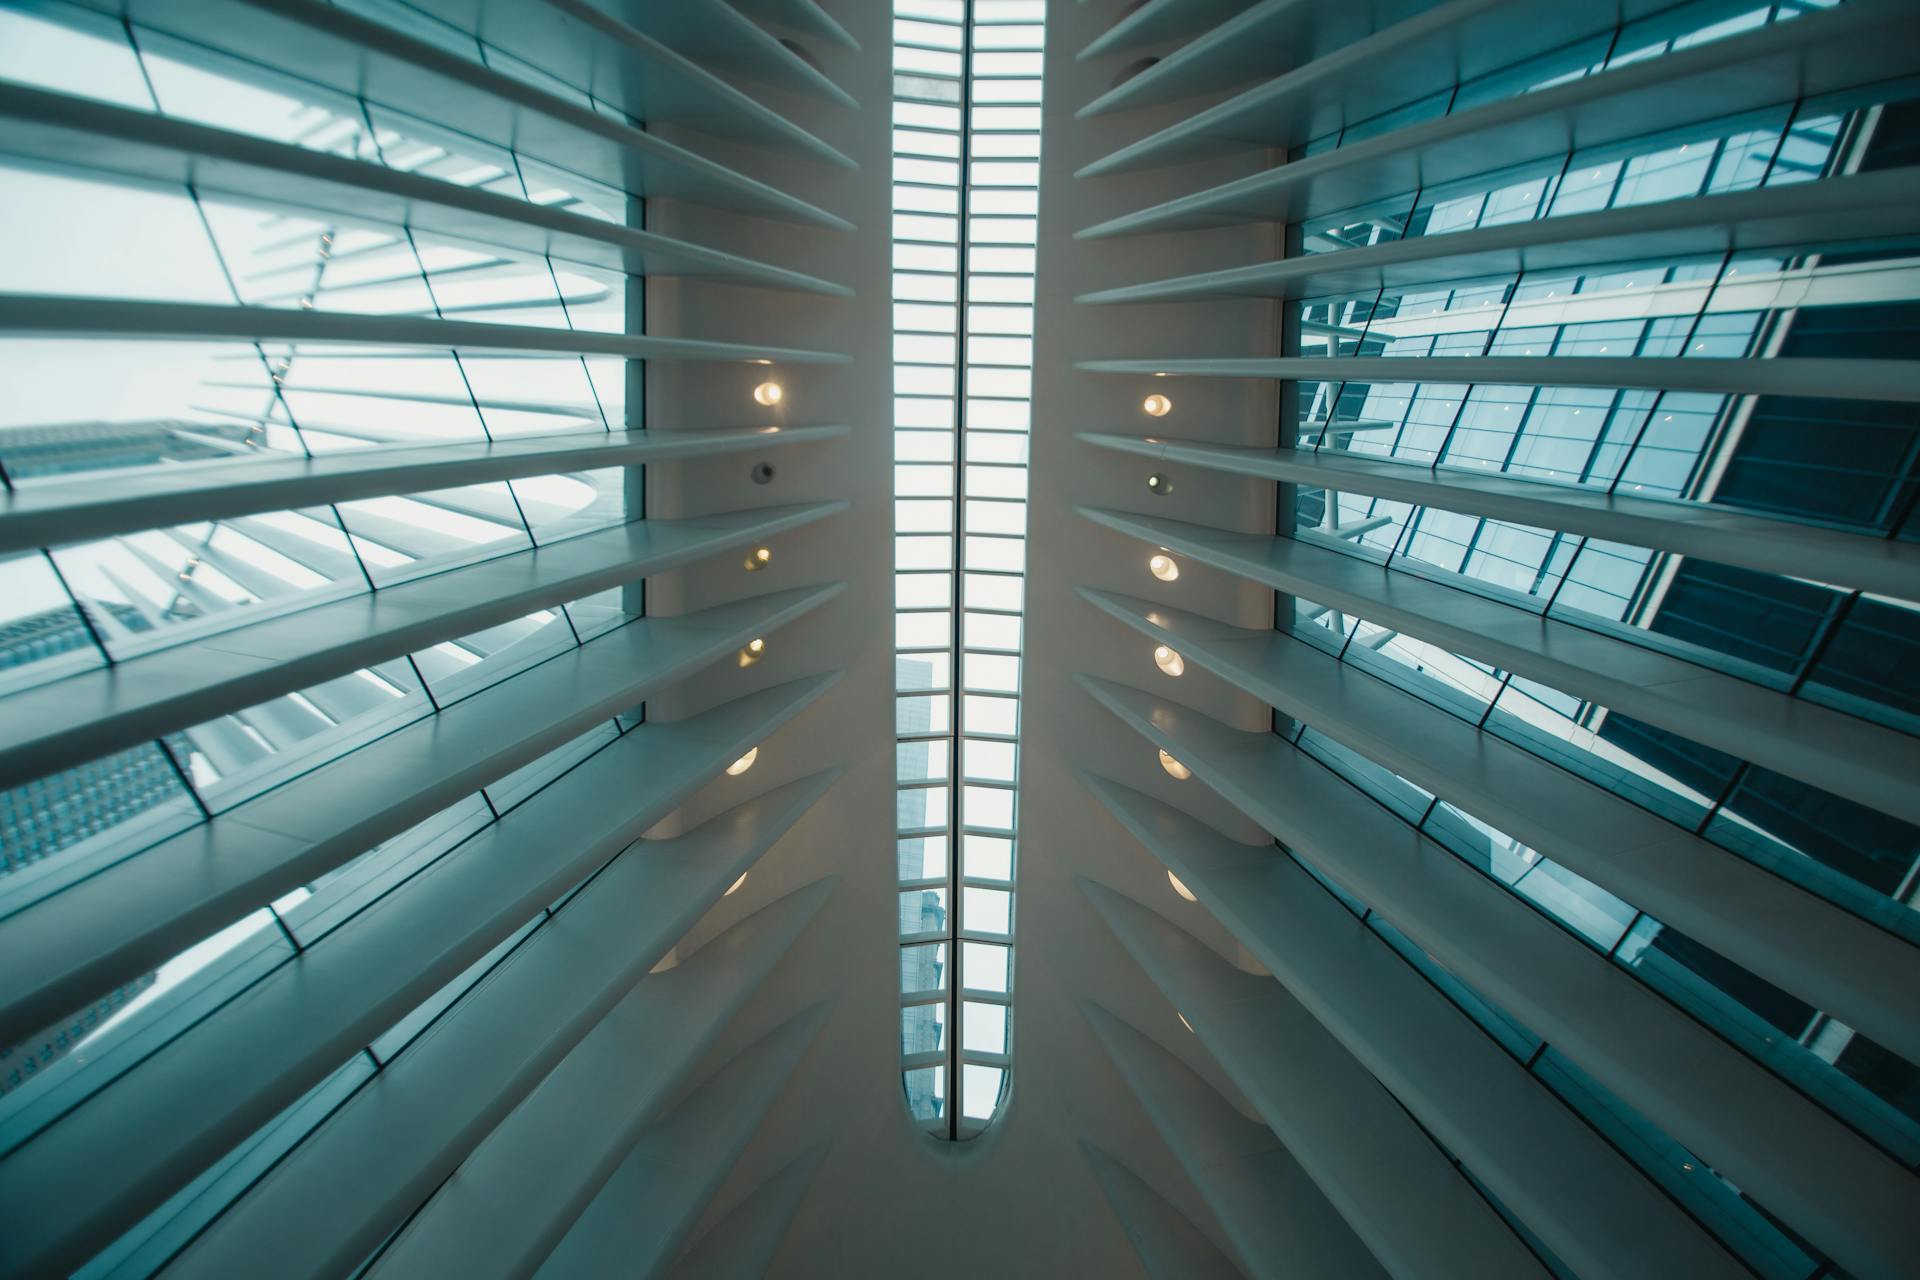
(108, 0, 853, 229)
(1080, 880, 1550, 1280)
(1080, 506, 1920, 826)
(1078, 433, 1920, 600)
(168, 876, 838, 1280)
(1075, 353, 1920, 404)
(0, 500, 845, 790)
(0, 588, 843, 1052)
(1078, 1, 1920, 238)
(1076, 0, 1441, 118)
(563, 0, 858, 107)
(1078, 1142, 1248, 1280)
(442, 1003, 833, 1280)
(0, 425, 847, 555)
(1080, 587, 1920, 1057)
(0, 295, 852, 364)
(524, 0, 855, 160)
(1078, 1002, 1388, 1280)
(1076, 0, 1253, 62)
(0, 85, 852, 295)
(1079, 0, 1731, 176)
(1084, 773, 1750, 1280)
(1078, 675, 1916, 1280)
(727, 0, 861, 50)
(0, 707, 842, 1279)
(659, 1145, 831, 1280)
(1077, 167, 1920, 304)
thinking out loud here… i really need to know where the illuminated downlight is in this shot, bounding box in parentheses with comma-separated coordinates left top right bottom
(753, 381, 784, 406)
(1152, 645, 1184, 677)
(1167, 870, 1196, 902)
(1157, 750, 1191, 780)
(1142, 394, 1172, 417)
(726, 748, 759, 777)
(1147, 553, 1179, 582)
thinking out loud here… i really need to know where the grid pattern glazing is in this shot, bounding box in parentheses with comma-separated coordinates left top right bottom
(893, 0, 1042, 1138)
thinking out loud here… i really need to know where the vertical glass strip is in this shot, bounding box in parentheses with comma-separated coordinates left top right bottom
(893, 0, 1042, 1138)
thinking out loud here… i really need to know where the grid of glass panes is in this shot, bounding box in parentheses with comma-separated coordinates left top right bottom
(1247, 4, 1917, 1272)
(893, 0, 1041, 1137)
(0, 1, 652, 1266)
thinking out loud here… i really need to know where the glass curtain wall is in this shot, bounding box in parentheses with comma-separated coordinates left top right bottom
(1261, 1, 1920, 1274)
(0, 0, 649, 1266)
(893, 0, 1043, 1138)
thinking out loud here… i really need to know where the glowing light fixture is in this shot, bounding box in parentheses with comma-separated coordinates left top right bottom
(1152, 645, 1184, 677)
(726, 747, 759, 776)
(1147, 473, 1172, 495)
(1148, 553, 1179, 582)
(753, 381, 784, 406)
(1142, 394, 1172, 417)
(726, 872, 748, 896)
(1158, 750, 1191, 780)
(1167, 870, 1196, 901)
(744, 546, 773, 572)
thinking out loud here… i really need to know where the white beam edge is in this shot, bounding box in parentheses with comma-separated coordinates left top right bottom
(1077, 505, 1920, 826)
(0, 718, 843, 1278)
(1078, 878, 1550, 1280)
(0, 588, 843, 1051)
(1076, 431, 1920, 601)
(1078, 586, 1920, 1059)
(658, 1143, 832, 1280)
(159, 868, 840, 1280)
(1072, 354, 1920, 404)
(0, 84, 854, 295)
(1076, 2, 1920, 237)
(1075, 166, 1920, 304)
(525, 1000, 835, 1279)
(359, 881, 840, 1280)
(0, 500, 847, 791)
(1081, 772, 1749, 1280)
(1078, 1001, 1387, 1280)
(0, 295, 853, 364)
(1077, 1140, 1248, 1280)
(0, 424, 848, 556)
(1076, 673, 1916, 1280)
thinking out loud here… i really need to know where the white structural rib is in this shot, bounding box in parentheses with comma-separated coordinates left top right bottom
(1083, 774, 1749, 1280)
(1074, 353, 1920, 404)
(1079, 507, 1920, 827)
(1078, 1, 1920, 237)
(1076, 0, 1253, 62)
(505, 1002, 833, 1280)
(1077, 675, 1915, 1280)
(0, 424, 846, 555)
(0, 85, 851, 295)
(1077, 166, 1920, 303)
(0, 295, 851, 364)
(0, 721, 842, 1278)
(1077, 0, 1441, 117)
(101, 0, 853, 228)
(1079, 1002, 1386, 1280)
(726, 0, 861, 50)
(1079, 588, 1920, 1059)
(1079, 879, 1549, 1280)
(1079, 0, 1679, 173)
(0, 591, 842, 1051)
(1078, 1142, 1249, 1280)
(562, 0, 858, 107)
(0, 500, 844, 789)
(165, 876, 839, 1280)
(361, 886, 837, 1280)
(1078, 434, 1920, 601)
(660, 1145, 831, 1280)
